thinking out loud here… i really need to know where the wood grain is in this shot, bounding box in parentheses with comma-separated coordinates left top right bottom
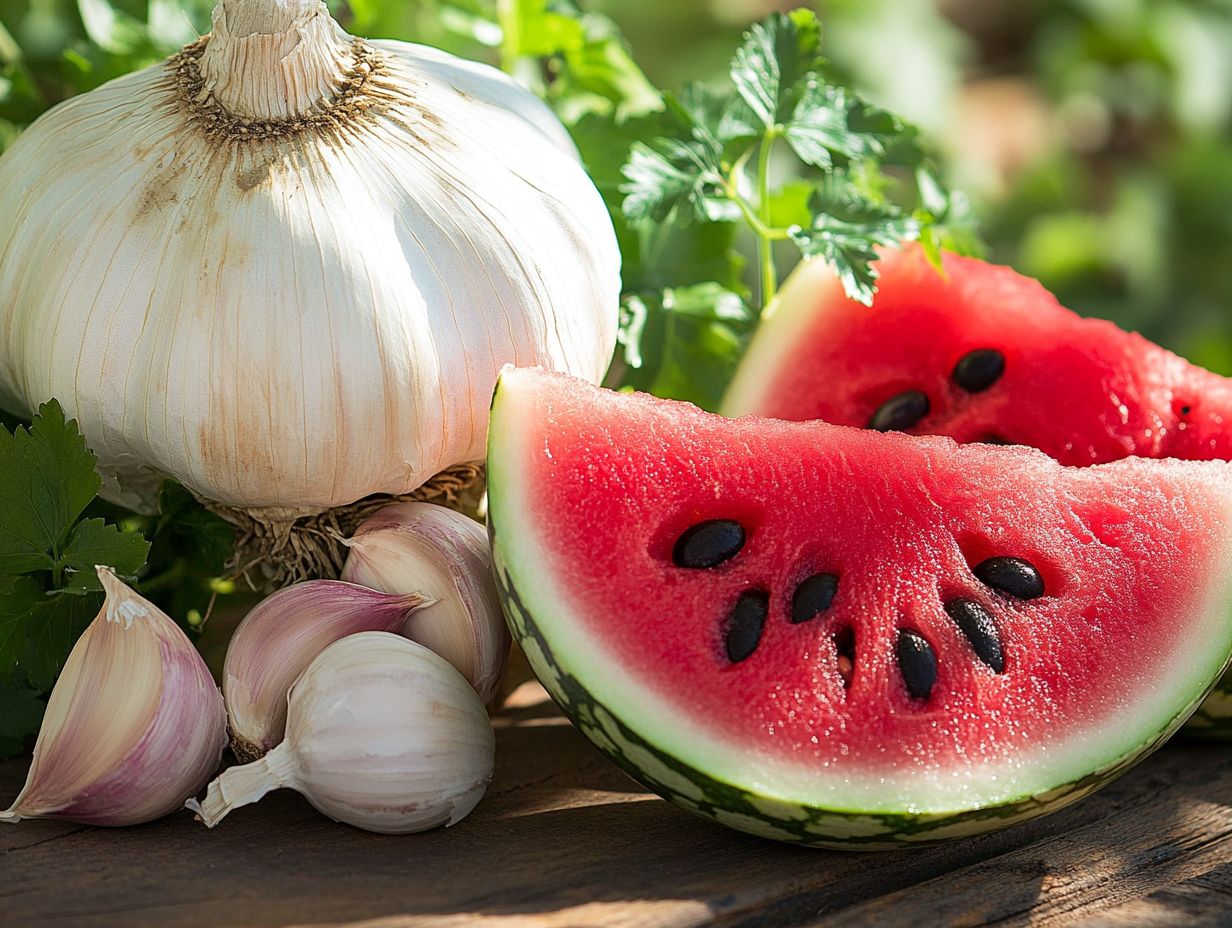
(2, 684, 1232, 928)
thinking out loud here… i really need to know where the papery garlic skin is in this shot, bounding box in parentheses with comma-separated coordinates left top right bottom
(342, 502, 509, 702)
(0, 0, 619, 518)
(1, 569, 226, 826)
(224, 579, 430, 760)
(193, 632, 495, 833)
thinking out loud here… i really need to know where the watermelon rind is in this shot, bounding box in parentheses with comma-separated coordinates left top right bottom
(720, 255, 838, 420)
(489, 369, 1232, 848)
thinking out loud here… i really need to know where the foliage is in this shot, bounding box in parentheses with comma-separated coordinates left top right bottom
(0, 402, 233, 758)
(612, 9, 977, 408)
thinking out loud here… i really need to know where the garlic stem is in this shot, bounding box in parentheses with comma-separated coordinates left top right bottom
(189, 743, 298, 827)
(197, 0, 358, 121)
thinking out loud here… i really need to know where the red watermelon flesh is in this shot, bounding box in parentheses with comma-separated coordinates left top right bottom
(722, 245, 1232, 466)
(489, 368, 1232, 819)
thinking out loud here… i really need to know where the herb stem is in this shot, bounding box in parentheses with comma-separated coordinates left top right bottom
(755, 128, 780, 308)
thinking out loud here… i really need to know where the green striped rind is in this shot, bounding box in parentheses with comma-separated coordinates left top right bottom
(492, 540, 1200, 849)
(1185, 671, 1232, 739)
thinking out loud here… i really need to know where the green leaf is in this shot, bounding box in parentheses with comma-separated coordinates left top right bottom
(60, 518, 150, 593)
(21, 592, 99, 691)
(670, 84, 757, 149)
(152, 482, 234, 577)
(618, 283, 753, 410)
(784, 82, 887, 168)
(0, 401, 101, 575)
(913, 167, 985, 263)
(0, 682, 44, 759)
(0, 577, 46, 682)
(75, 0, 146, 55)
(729, 8, 823, 127)
(791, 179, 920, 305)
(621, 137, 728, 223)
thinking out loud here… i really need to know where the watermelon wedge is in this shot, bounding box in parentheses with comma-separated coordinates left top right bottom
(488, 367, 1232, 848)
(721, 246, 1232, 733)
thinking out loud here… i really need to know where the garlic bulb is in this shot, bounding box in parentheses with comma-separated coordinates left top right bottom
(342, 502, 509, 702)
(224, 579, 431, 760)
(0, 0, 618, 520)
(1, 569, 226, 826)
(193, 632, 495, 833)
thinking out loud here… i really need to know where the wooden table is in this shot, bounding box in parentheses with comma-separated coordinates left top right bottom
(4, 683, 1232, 928)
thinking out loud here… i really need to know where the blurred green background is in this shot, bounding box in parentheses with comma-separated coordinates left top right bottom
(3, 0, 1232, 370)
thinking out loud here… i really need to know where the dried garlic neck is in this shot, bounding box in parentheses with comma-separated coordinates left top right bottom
(193, 0, 375, 123)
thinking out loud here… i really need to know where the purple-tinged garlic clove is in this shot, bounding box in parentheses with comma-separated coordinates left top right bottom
(224, 579, 432, 761)
(342, 502, 510, 703)
(0, 568, 227, 826)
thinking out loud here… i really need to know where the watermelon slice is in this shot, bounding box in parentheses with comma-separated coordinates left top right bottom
(721, 246, 1232, 733)
(488, 367, 1232, 847)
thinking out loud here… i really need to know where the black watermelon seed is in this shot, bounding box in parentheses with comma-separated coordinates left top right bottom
(725, 590, 769, 663)
(974, 556, 1045, 600)
(868, 391, 930, 432)
(673, 519, 745, 569)
(896, 630, 937, 700)
(979, 435, 1011, 446)
(944, 598, 1005, 673)
(791, 573, 839, 624)
(953, 349, 1005, 393)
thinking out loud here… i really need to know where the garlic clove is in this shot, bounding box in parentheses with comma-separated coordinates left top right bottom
(192, 632, 494, 834)
(342, 502, 510, 703)
(1, 568, 226, 826)
(224, 579, 432, 761)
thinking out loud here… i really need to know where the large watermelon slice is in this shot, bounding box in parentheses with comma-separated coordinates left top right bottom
(721, 246, 1232, 733)
(488, 367, 1232, 848)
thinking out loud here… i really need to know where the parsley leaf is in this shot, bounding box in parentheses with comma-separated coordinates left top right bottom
(730, 9, 822, 127)
(20, 593, 98, 691)
(61, 519, 150, 594)
(0, 402, 152, 687)
(790, 179, 920, 305)
(0, 577, 45, 682)
(622, 137, 728, 223)
(0, 401, 100, 575)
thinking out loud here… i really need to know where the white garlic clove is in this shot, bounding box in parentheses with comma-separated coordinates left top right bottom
(342, 502, 510, 703)
(224, 579, 432, 761)
(1, 569, 226, 826)
(192, 632, 495, 834)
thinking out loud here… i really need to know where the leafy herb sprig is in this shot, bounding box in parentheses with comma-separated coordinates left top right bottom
(604, 9, 979, 409)
(622, 9, 978, 311)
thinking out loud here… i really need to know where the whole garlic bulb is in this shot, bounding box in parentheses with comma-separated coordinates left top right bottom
(2, 569, 226, 826)
(192, 632, 495, 833)
(343, 502, 509, 702)
(0, 0, 618, 519)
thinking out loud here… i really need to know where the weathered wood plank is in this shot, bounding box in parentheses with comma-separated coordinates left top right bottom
(2, 685, 1231, 928)
(1085, 862, 1232, 927)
